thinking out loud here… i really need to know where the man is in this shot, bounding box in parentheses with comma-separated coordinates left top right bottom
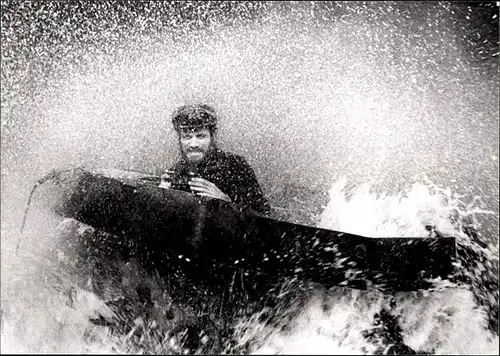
(154, 104, 271, 352)
(159, 103, 271, 216)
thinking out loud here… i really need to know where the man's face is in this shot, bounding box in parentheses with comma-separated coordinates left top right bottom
(179, 127, 213, 164)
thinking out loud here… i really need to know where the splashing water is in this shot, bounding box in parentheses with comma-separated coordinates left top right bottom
(1, 1, 498, 354)
(2, 180, 498, 354)
(231, 179, 498, 355)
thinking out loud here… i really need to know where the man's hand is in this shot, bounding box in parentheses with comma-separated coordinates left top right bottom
(158, 172, 172, 189)
(189, 177, 231, 202)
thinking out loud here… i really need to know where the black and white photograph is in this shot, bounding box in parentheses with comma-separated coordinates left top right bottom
(1, 1, 498, 354)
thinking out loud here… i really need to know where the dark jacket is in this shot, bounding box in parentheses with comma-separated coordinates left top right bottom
(168, 148, 271, 216)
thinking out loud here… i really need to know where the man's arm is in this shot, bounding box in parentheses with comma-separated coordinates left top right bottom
(230, 156, 271, 216)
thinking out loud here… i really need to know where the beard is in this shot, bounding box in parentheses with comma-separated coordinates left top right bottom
(183, 150, 205, 163)
(180, 142, 216, 165)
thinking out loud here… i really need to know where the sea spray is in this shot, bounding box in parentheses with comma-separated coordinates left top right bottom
(2, 1, 498, 354)
(230, 178, 499, 354)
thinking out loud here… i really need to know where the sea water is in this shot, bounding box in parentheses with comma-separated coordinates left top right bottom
(1, 1, 498, 354)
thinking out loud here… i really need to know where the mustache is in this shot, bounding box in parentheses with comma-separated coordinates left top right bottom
(186, 148, 205, 153)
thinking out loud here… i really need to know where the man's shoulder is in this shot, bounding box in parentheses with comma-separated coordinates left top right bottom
(215, 149, 249, 167)
(209, 150, 256, 177)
